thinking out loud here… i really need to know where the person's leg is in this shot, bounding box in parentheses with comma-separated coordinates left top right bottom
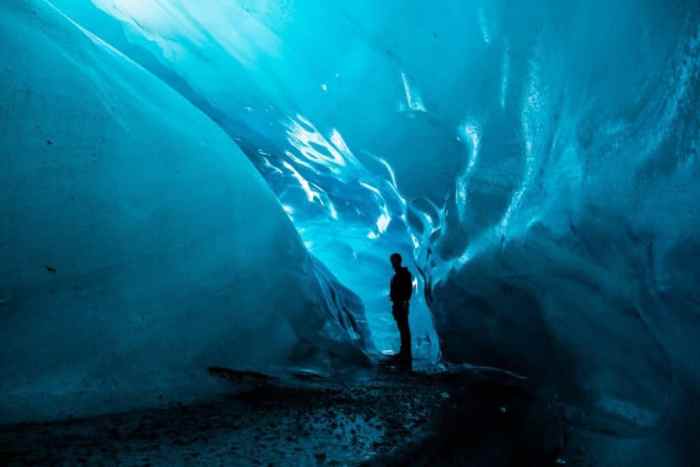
(404, 304, 412, 364)
(392, 304, 402, 361)
(398, 304, 412, 369)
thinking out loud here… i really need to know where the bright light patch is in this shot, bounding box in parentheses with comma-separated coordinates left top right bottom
(285, 115, 346, 167)
(328, 202, 339, 220)
(283, 161, 320, 203)
(501, 44, 510, 108)
(91, 0, 203, 59)
(500, 55, 542, 233)
(376, 211, 391, 233)
(92, 0, 280, 65)
(400, 72, 427, 112)
(455, 121, 481, 220)
(478, 8, 491, 44)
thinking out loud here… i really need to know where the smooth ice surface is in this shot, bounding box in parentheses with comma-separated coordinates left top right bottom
(0, 0, 370, 423)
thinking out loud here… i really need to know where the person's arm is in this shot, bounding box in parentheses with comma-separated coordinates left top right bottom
(401, 271, 413, 301)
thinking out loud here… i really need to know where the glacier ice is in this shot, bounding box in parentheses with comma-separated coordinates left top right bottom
(0, 0, 369, 423)
(3, 0, 700, 464)
(48, 0, 446, 362)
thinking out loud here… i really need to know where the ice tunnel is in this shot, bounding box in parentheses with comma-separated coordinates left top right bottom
(2, 0, 700, 463)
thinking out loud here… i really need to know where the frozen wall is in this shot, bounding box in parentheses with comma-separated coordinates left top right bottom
(4, 1, 700, 463)
(51, 1, 700, 463)
(0, 0, 370, 424)
(48, 0, 444, 363)
(422, 3, 700, 463)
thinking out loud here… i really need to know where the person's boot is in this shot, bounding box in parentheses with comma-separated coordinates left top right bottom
(399, 354, 412, 371)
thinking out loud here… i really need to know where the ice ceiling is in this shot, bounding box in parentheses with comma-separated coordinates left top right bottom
(2, 1, 700, 462)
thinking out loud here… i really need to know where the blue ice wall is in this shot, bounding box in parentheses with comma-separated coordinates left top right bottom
(0, 0, 370, 423)
(50, 0, 444, 362)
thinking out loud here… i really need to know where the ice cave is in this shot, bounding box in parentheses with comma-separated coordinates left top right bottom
(1, 0, 699, 465)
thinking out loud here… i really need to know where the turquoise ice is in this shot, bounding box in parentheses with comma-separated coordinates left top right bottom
(2, 3, 700, 463)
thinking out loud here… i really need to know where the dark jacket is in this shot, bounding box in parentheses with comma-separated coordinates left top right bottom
(390, 267, 413, 303)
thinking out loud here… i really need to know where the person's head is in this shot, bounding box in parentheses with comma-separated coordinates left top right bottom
(390, 253, 402, 271)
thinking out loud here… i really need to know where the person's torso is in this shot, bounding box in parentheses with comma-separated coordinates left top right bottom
(391, 267, 413, 301)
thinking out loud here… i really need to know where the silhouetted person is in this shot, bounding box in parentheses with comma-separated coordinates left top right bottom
(390, 253, 413, 370)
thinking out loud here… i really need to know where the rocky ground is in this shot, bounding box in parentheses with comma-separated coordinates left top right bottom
(0, 363, 585, 466)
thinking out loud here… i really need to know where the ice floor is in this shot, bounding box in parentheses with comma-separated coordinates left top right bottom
(1, 365, 574, 467)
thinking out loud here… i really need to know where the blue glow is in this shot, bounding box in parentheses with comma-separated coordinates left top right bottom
(3, 5, 700, 456)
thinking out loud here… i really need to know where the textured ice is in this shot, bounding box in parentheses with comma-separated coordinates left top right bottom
(48, 0, 445, 362)
(0, 0, 369, 423)
(4, 1, 700, 463)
